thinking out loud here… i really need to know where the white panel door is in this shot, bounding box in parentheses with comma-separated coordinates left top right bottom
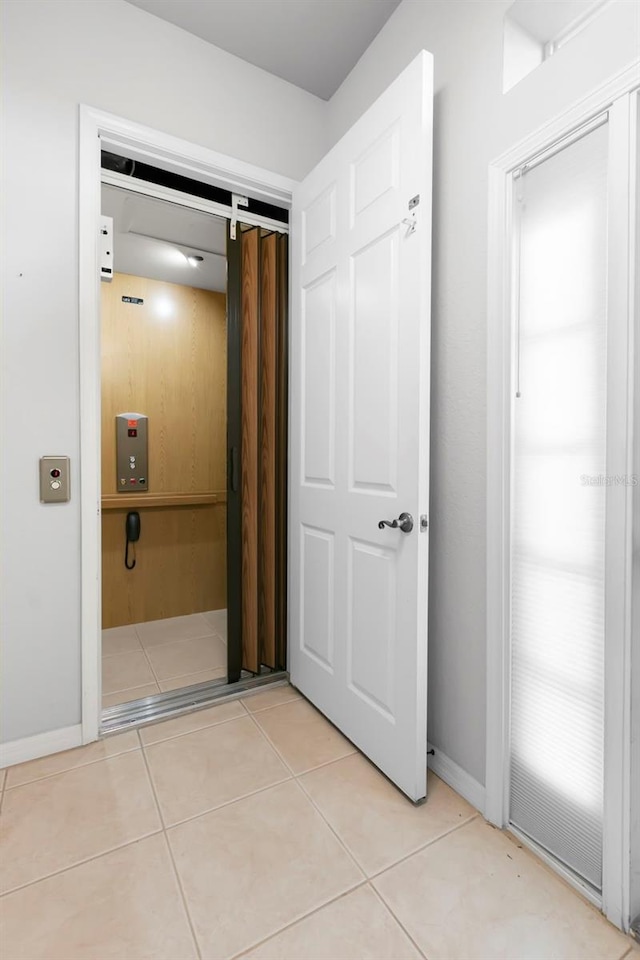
(289, 52, 433, 801)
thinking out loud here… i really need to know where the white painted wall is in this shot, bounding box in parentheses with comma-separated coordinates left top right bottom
(327, 0, 640, 787)
(0, 0, 326, 743)
(2, 0, 637, 796)
(502, 15, 543, 93)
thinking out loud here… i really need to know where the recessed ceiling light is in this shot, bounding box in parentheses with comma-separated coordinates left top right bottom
(186, 254, 204, 267)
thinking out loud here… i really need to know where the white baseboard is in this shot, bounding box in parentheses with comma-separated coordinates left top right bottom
(0, 724, 83, 769)
(428, 742, 486, 815)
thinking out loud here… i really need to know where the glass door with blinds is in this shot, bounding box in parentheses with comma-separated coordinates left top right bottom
(509, 117, 609, 891)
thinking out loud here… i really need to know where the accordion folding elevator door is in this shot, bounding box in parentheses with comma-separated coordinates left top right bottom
(227, 224, 288, 680)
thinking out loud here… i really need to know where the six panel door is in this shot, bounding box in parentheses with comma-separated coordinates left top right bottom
(289, 51, 434, 801)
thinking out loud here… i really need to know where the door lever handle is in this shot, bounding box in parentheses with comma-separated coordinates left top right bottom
(378, 512, 414, 533)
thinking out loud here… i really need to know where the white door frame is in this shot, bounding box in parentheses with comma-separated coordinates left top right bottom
(485, 61, 639, 929)
(78, 106, 296, 744)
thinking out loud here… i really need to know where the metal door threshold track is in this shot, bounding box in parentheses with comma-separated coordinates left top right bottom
(101, 671, 289, 735)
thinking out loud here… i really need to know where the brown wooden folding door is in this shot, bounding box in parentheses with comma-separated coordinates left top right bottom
(235, 226, 287, 674)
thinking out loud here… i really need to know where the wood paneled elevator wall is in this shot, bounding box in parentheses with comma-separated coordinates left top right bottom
(101, 273, 227, 628)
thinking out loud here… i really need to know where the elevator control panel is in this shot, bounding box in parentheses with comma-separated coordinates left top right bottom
(39, 456, 70, 503)
(116, 413, 148, 492)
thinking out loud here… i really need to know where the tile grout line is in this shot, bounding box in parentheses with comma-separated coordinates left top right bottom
(0, 829, 165, 899)
(133, 613, 218, 649)
(140, 631, 225, 655)
(241, 692, 302, 715)
(138, 705, 302, 833)
(228, 880, 372, 960)
(249, 704, 482, 889)
(101, 645, 144, 660)
(138, 636, 164, 687)
(139, 700, 251, 748)
(284, 747, 359, 778)
(104, 623, 156, 693)
(102, 684, 161, 709)
(156, 666, 228, 694)
(367, 813, 481, 884)
(3, 689, 626, 956)
(247, 701, 358, 778)
(102, 676, 159, 695)
(3, 742, 142, 791)
(142, 635, 227, 690)
(137, 703, 382, 840)
(143, 768, 295, 832)
(140, 630, 218, 648)
(244, 710, 369, 882)
(227, 877, 429, 960)
(2, 686, 476, 948)
(102, 639, 161, 700)
(107, 617, 225, 694)
(1, 735, 160, 900)
(245, 705, 451, 889)
(138, 730, 203, 960)
(366, 878, 429, 960)
(103, 622, 252, 701)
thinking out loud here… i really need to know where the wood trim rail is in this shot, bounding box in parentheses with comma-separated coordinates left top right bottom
(101, 492, 225, 510)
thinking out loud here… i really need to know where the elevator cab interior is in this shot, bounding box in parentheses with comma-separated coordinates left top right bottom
(99, 162, 288, 728)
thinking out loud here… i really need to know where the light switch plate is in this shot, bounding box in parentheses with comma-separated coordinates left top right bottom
(39, 456, 70, 503)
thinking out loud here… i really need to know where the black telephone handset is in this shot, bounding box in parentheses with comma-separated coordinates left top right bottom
(125, 511, 140, 570)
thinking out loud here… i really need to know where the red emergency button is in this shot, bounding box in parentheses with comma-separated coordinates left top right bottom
(50, 468, 61, 478)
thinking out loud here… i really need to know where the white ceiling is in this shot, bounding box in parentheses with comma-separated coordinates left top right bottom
(102, 184, 228, 292)
(124, 0, 401, 100)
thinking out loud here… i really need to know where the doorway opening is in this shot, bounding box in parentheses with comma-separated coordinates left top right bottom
(80, 50, 433, 806)
(98, 156, 289, 733)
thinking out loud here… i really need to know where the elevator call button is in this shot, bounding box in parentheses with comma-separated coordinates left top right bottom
(39, 456, 70, 503)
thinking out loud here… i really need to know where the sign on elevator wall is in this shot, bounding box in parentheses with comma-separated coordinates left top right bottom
(122, 296, 144, 304)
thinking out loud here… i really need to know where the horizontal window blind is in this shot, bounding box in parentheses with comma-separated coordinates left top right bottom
(510, 119, 608, 890)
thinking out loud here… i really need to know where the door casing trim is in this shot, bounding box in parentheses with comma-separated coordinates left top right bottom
(79, 105, 296, 745)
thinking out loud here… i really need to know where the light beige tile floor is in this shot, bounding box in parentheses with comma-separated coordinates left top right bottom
(101, 611, 227, 708)
(0, 685, 634, 960)
(254, 696, 357, 773)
